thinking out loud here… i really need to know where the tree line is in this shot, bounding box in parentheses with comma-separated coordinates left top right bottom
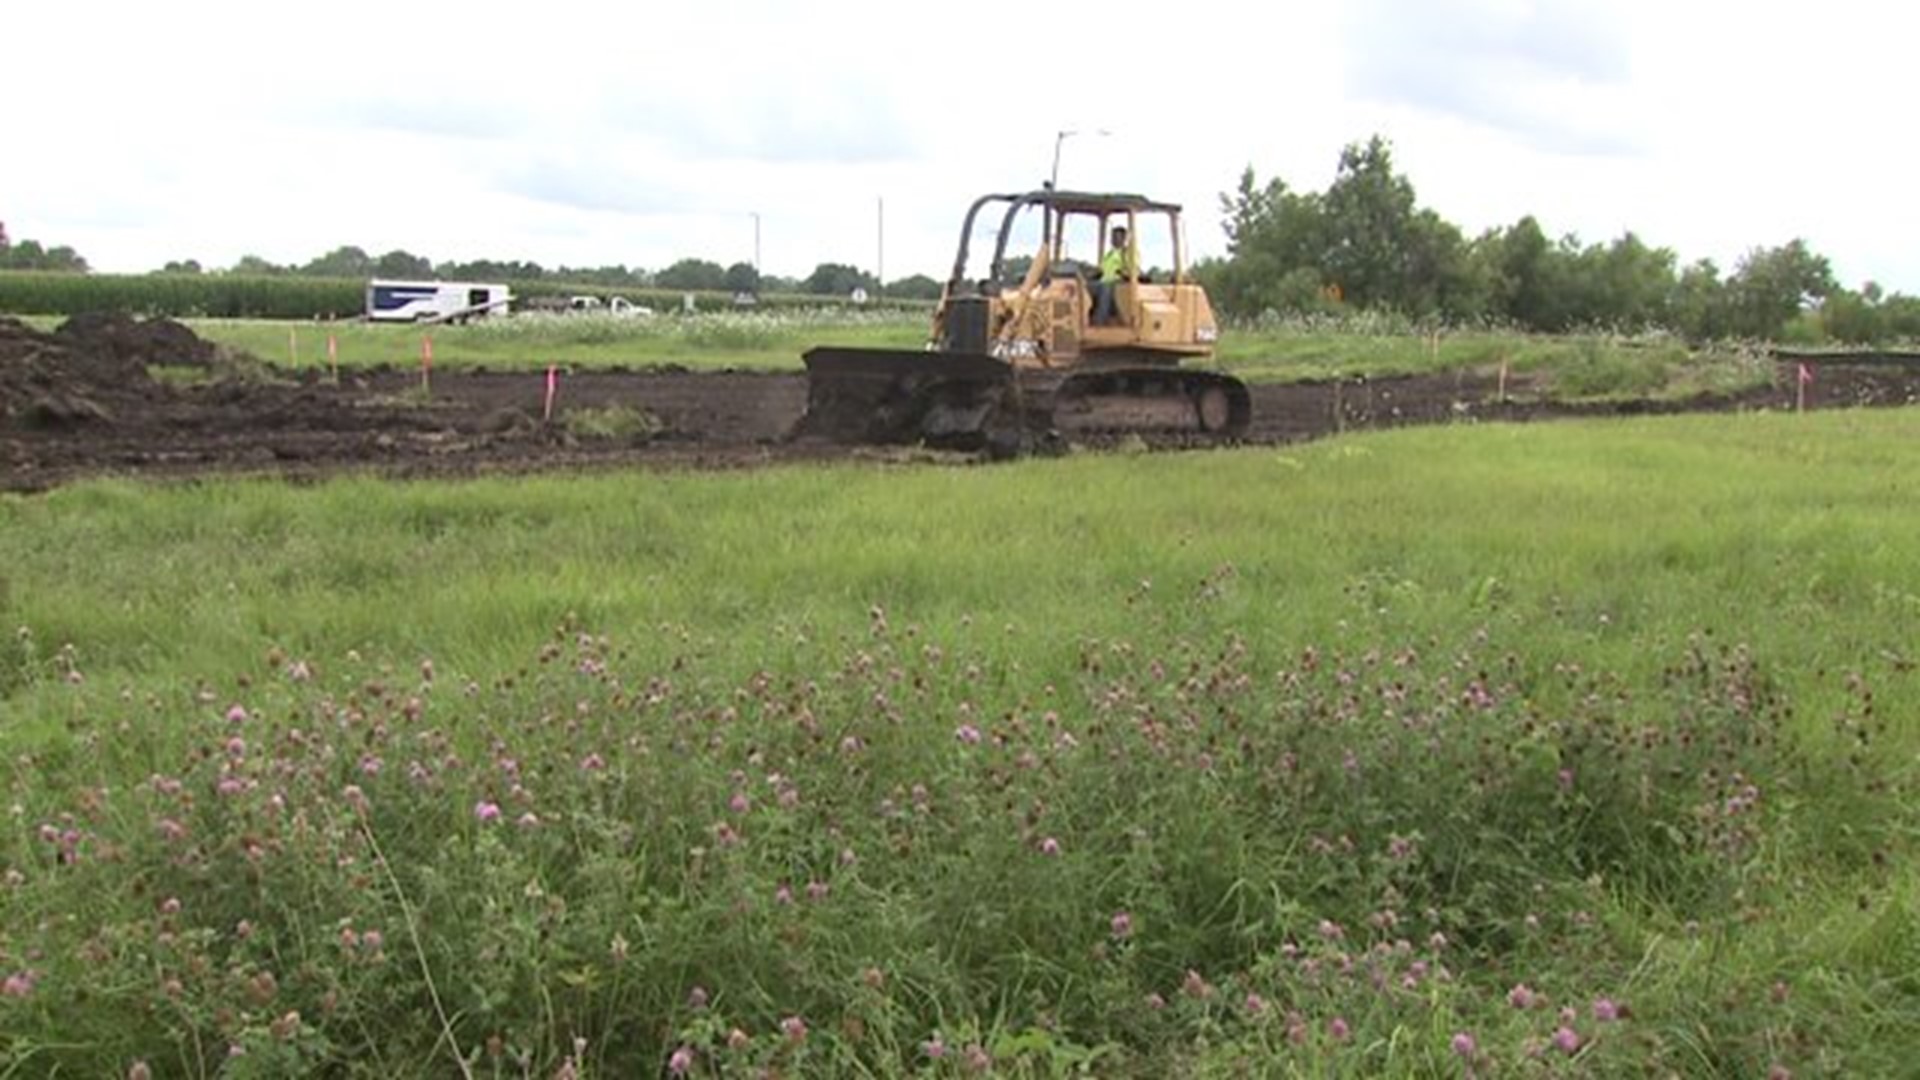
(12, 152, 1920, 343)
(2, 219, 944, 301)
(165, 248, 945, 301)
(0, 221, 89, 272)
(1196, 136, 1919, 344)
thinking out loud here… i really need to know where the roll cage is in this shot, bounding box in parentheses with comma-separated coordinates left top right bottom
(944, 190, 1190, 294)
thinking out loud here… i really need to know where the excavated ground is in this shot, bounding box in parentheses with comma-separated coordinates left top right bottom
(4, 316, 1918, 493)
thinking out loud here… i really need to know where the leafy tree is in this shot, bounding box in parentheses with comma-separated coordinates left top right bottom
(553, 265, 648, 288)
(655, 258, 727, 292)
(46, 245, 88, 272)
(1202, 137, 1870, 341)
(1485, 216, 1556, 328)
(1725, 240, 1834, 341)
(301, 246, 374, 278)
(1269, 265, 1340, 313)
(1589, 232, 1676, 331)
(1819, 282, 1920, 344)
(374, 249, 433, 278)
(883, 274, 942, 300)
(1820, 287, 1883, 344)
(1206, 143, 1478, 320)
(1319, 135, 1423, 310)
(1504, 230, 1677, 332)
(1668, 259, 1729, 341)
(436, 258, 549, 282)
(1400, 208, 1478, 321)
(160, 259, 204, 274)
(802, 262, 878, 297)
(231, 255, 288, 275)
(0, 221, 9, 250)
(1218, 166, 1303, 257)
(438, 259, 495, 280)
(1878, 293, 1920, 340)
(0, 240, 45, 268)
(0, 237, 89, 272)
(724, 261, 761, 295)
(1205, 167, 1330, 316)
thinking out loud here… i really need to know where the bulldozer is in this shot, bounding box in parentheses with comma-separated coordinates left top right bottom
(793, 188, 1251, 457)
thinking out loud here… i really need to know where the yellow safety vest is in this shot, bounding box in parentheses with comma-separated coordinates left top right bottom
(1101, 244, 1132, 282)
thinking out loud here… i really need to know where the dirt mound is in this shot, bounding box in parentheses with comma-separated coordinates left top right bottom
(55, 312, 217, 369)
(0, 314, 236, 430)
(0, 318, 143, 428)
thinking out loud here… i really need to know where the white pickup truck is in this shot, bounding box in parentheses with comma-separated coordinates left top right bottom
(567, 295, 655, 318)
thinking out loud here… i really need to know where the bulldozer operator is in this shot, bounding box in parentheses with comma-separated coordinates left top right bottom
(1091, 225, 1136, 326)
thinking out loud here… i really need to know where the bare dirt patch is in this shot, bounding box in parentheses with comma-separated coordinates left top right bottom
(4, 318, 1917, 493)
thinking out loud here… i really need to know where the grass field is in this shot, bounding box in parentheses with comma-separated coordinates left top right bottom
(1210, 319, 1772, 398)
(3, 408, 1916, 1076)
(174, 311, 929, 375)
(16, 309, 1776, 400)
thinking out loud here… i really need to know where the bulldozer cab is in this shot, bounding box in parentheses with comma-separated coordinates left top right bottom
(931, 190, 1219, 368)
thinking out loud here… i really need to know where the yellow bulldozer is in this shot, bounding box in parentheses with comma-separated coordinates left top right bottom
(793, 188, 1251, 457)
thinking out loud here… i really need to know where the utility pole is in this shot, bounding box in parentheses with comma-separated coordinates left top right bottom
(750, 211, 761, 275)
(876, 196, 885, 293)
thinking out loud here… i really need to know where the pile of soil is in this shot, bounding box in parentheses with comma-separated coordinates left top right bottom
(0, 316, 174, 429)
(54, 312, 217, 370)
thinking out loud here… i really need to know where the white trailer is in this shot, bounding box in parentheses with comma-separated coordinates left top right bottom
(366, 280, 512, 324)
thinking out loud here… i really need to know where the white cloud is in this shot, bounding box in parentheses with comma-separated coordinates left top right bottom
(3, 0, 1915, 292)
(1344, 0, 1640, 156)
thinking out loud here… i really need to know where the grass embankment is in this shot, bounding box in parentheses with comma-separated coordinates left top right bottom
(1213, 323, 1771, 400)
(2, 412, 1917, 1075)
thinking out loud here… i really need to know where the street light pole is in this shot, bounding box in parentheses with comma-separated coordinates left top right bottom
(1050, 128, 1111, 190)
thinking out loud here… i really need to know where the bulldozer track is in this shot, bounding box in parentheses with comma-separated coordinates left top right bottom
(1044, 367, 1253, 440)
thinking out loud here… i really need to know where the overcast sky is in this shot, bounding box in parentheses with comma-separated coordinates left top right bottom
(5, 0, 1913, 291)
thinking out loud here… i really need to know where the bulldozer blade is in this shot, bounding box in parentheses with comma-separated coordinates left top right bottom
(801, 346, 1010, 382)
(794, 347, 1016, 446)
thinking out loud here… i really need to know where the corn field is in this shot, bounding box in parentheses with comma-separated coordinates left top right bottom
(0, 272, 928, 320)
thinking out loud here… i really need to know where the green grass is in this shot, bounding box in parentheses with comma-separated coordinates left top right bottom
(1211, 320, 1772, 399)
(6, 410, 1914, 690)
(182, 311, 928, 374)
(1, 410, 1916, 1076)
